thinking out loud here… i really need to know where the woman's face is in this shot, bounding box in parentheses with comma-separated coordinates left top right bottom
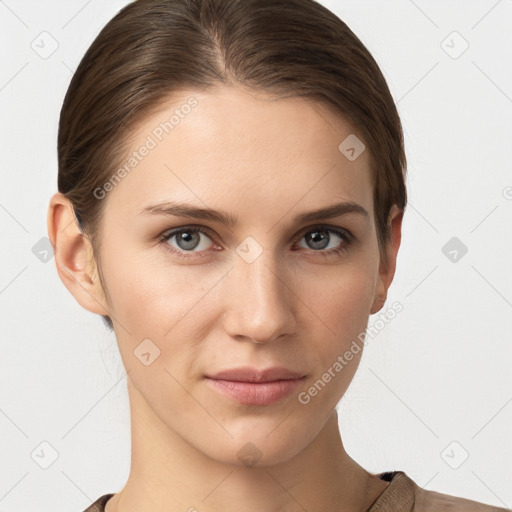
(93, 85, 398, 466)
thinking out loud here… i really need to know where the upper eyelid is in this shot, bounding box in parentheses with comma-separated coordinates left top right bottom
(162, 224, 216, 241)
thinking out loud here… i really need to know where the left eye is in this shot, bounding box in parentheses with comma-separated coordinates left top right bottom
(297, 227, 348, 252)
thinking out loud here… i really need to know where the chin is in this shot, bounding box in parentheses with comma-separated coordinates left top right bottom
(196, 425, 312, 469)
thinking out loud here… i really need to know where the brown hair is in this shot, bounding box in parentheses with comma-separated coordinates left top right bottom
(57, 0, 407, 331)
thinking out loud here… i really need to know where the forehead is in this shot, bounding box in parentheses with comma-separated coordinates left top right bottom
(104, 86, 374, 226)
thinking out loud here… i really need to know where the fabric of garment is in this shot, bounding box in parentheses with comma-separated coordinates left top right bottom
(81, 470, 510, 512)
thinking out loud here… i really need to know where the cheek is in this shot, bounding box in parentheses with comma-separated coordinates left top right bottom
(103, 258, 208, 395)
(102, 250, 198, 329)
(296, 264, 375, 378)
(102, 252, 223, 374)
(296, 276, 373, 408)
(303, 263, 375, 331)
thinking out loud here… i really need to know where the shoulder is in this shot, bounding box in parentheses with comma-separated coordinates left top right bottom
(410, 475, 509, 512)
(370, 471, 509, 512)
(81, 494, 114, 512)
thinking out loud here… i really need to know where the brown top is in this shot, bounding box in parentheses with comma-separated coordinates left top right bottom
(82, 470, 510, 512)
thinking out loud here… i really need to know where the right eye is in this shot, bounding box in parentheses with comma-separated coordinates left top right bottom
(158, 226, 218, 258)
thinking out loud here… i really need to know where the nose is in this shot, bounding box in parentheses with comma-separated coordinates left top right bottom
(221, 250, 297, 345)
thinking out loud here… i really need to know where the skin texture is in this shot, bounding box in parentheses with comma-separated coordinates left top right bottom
(48, 85, 403, 512)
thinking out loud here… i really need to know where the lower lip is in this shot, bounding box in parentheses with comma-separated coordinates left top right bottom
(205, 377, 304, 405)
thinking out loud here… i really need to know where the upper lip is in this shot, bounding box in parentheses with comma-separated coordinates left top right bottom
(206, 366, 306, 383)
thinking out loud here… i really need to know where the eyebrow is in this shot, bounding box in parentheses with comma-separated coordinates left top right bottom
(139, 200, 369, 226)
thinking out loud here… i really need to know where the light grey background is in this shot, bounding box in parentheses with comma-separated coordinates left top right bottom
(1, 0, 511, 510)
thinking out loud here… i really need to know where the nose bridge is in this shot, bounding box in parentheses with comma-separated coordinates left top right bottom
(223, 244, 295, 343)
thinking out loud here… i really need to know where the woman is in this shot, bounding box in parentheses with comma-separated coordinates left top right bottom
(46, 0, 508, 510)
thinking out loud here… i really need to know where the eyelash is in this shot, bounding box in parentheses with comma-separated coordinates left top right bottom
(157, 224, 354, 260)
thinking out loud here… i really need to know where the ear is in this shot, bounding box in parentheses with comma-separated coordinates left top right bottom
(370, 204, 403, 315)
(47, 192, 109, 317)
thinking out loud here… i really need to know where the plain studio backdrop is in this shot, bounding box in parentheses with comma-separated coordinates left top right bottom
(1, 0, 511, 510)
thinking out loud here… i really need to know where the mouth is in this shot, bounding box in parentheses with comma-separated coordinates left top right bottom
(205, 366, 306, 406)
(205, 377, 305, 405)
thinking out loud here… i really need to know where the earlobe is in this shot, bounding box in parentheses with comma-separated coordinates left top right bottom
(47, 192, 109, 317)
(370, 276, 387, 315)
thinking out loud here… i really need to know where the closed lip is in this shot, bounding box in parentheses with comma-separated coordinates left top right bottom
(206, 366, 306, 383)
